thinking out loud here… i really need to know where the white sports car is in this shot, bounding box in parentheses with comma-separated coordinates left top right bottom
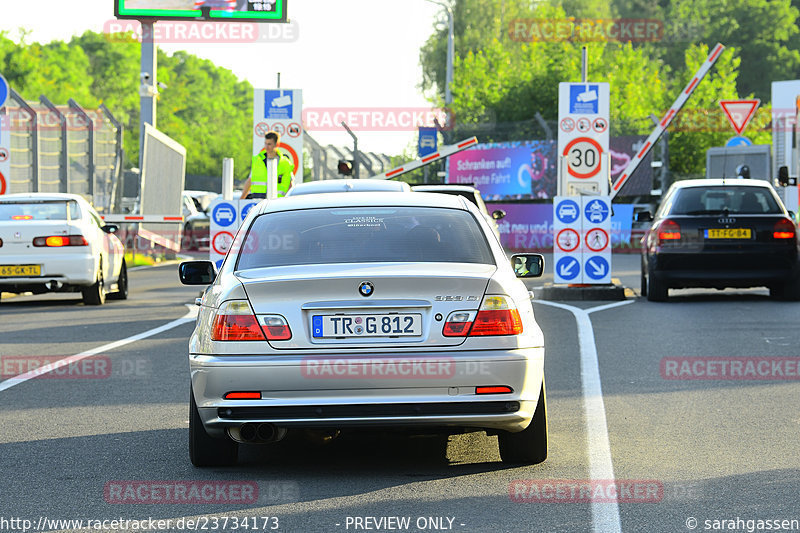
(0, 193, 128, 305)
(179, 190, 547, 467)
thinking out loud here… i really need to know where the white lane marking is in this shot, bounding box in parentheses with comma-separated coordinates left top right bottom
(536, 299, 633, 533)
(0, 304, 197, 393)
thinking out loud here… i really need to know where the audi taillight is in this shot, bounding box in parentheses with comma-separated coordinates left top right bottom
(469, 295, 523, 336)
(657, 219, 681, 242)
(259, 315, 292, 341)
(211, 300, 265, 341)
(773, 218, 796, 240)
(32, 235, 89, 247)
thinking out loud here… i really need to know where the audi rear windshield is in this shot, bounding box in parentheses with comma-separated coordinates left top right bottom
(0, 200, 80, 221)
(235, 207, 495, 269)
(667, 186, 782, 215)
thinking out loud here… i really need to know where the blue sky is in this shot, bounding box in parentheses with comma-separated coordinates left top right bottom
(1, 0, 445, 155)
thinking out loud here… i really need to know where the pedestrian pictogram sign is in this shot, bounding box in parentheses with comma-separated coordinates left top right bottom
(212, 231, 234, 256)
(719, 99, 760, 135)
(556, 228, 580, 252)
(585, 228, 609, 252)
(563, 137, 603, 179)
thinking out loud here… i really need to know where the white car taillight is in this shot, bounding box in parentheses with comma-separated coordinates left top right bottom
(442, 295, 523, 337)
(258, 314, 292, 341)
(211, 300, 266, 341)
(442, 311, 477, 337)
(469, 295, 523, 336)
(32, 235, 89, 247)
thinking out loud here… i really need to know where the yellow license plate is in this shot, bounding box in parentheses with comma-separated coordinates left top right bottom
(0, 265, 42, 277)
(705, 228, 752, 239)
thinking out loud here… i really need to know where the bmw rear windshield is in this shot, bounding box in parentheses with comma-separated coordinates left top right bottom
(666, 185, 782, 215)
(235, 207, 495, 269)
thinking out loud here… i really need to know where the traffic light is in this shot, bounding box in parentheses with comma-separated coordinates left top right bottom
(338, 160, 354, 176)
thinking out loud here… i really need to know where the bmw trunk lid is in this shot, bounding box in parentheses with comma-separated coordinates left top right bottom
(236, 263, 495, 348)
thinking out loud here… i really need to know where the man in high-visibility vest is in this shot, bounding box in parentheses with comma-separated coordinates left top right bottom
(240, 131, 295, 199)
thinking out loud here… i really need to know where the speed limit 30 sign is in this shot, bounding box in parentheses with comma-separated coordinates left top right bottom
(563, 137, 602, 179)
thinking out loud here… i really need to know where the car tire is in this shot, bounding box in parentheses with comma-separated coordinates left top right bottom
(107, 260, 128, 300)
(640, 259, 648, 297)
(771, 276, 800, 301)
(646, 267, 668, 302)
(190, 387, 238, 467)
(498, 381, 548, 465)
(81, 261, 106, 306)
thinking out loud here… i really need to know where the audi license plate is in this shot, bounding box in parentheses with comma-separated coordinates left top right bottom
(0, 265, 41, 277)
(705, 228, 751, 239)
(312, 314, 422, 338)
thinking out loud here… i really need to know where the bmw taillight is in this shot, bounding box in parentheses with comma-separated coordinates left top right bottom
(657, 219, 681, 242)
(470, 295, 523, 336)
(773, 218, 796, 240)
(443, 311, 477, 337)
(32, 235, 89, 247)
(211, 300, 266, 341)
(259, 315, 292, 341)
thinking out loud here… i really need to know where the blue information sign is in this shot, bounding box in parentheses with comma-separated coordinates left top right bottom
(584, 256, 609, 281)
(212, 202, 237, 227)
(418, 127, 438, 157)
(0, 73, 9, 109)
(556, 256, 580, 281)
(584, 198, 609, 224)
(555, 199, 580, 224)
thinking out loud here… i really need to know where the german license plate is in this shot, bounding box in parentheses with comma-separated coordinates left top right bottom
(0, 265, 41, 277)
(705, 228, 751, 239)
(312, 314, 422, 338)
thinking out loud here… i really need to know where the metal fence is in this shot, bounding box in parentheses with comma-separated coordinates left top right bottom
(1, 89, 123, 212)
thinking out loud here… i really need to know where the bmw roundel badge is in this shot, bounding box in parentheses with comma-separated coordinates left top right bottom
(358, 281, 374, 297)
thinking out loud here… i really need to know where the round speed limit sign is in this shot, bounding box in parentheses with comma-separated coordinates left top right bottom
(563, 137, 603, 179)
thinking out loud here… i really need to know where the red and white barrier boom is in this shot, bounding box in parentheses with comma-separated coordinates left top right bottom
(609, 43, 725, 200)
(371, 137, 479, 180)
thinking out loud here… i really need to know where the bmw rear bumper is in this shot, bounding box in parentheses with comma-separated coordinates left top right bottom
(190, 347, 544, 436)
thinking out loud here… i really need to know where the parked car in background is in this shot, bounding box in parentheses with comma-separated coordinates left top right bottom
(412, 184, 506, 240)
(0, 193, 128, 305)
(179, 191, 546, 467)
(182, 191, 217, 250)
(638, 179, 800, 301)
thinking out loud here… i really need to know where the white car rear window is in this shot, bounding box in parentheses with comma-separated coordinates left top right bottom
(0, 200, 80, 221)
(236, 207, 495, 269)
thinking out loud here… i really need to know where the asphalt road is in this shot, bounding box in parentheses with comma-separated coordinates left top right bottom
(1, 257, 799, 533)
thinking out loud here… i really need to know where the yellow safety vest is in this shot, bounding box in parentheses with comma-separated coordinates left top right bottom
(251, 149, 294, 197)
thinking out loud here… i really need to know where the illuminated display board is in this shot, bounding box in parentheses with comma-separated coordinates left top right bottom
(115, 0, 287, 22)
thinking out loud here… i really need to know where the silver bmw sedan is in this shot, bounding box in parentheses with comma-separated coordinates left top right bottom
(179, 190, 546, 467)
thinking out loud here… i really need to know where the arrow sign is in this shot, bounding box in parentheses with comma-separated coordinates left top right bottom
(584, 256, 610, 281)
(0, 74, 8, 109)
(556, 256, 580, 281)
(719, 99, 760, 135)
